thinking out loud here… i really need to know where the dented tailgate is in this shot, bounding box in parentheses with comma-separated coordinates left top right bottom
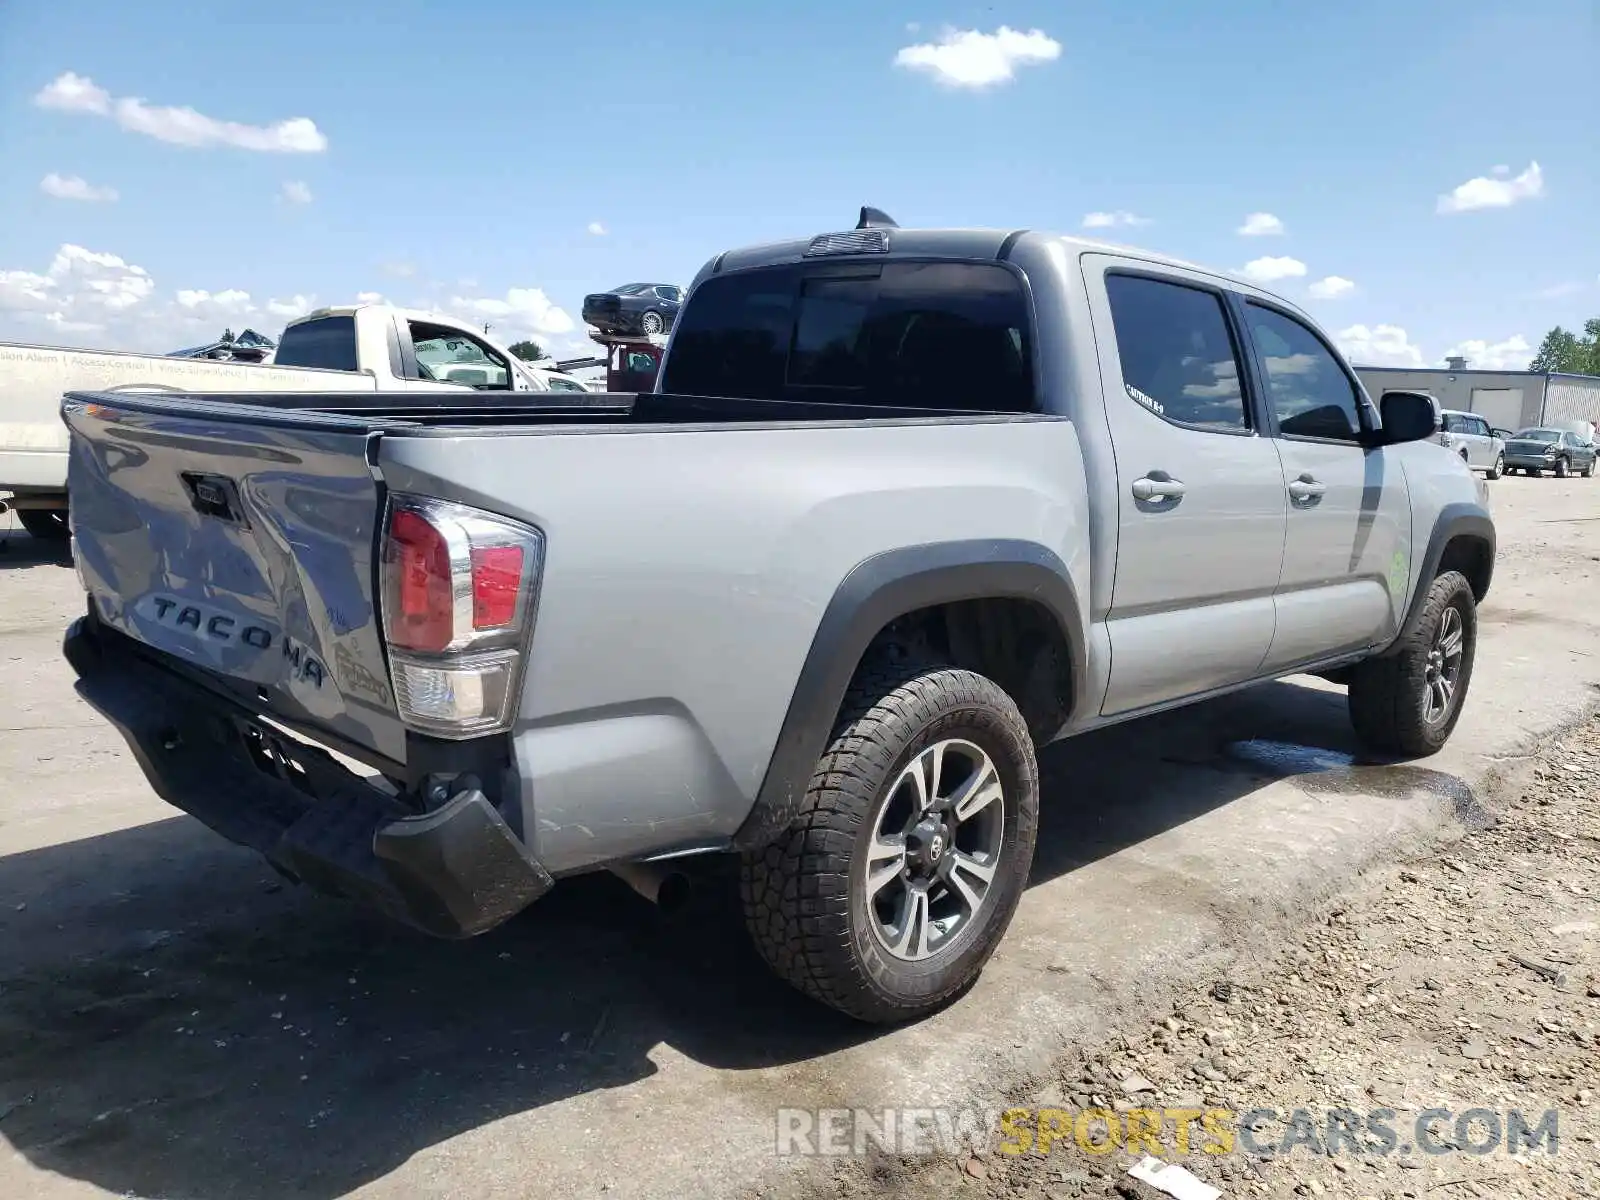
(62, 392, 407, 764)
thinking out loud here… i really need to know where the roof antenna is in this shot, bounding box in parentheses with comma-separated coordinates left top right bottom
(856, 206, 899, 230)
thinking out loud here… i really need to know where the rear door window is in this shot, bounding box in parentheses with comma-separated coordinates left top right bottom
(273, 316, 358, 372)
(1103, 274, 1249, 431)
(661, 261, 1034, 411)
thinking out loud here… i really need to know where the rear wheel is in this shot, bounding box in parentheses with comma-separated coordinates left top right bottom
(1487, 454, 1504, 480)
(1347, 570, 1476, 757)
(16, 508, 70, 542)
(640, 310, 665, 336)
(740, 661, 1038, 1023)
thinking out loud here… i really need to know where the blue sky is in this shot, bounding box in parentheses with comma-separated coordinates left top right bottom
(1, 0, 1595, 367)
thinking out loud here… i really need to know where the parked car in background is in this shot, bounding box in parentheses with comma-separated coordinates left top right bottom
(581, 282, 682, 336)
(1, 304, 577, 539)
(1503, 428, 1597, 477)
(1438, 409, 1505, 479)
(524, 365, 596, 392)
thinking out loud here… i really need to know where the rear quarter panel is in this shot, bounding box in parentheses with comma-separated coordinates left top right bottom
(376, 418, 1090, 872)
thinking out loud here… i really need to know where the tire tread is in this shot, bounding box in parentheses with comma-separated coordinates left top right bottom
(740, 659, 1035, 1022)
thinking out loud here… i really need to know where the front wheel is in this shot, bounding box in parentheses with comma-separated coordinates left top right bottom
(1347, 570, 1476, 757)
(1555, 457, 1570, 478)
(1487, 454, 1504, 480)
(741, 661, 1038, 1023)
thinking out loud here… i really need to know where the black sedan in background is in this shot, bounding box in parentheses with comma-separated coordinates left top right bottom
(1503, 428, 1598, 477)
(581, 282, 683, 337)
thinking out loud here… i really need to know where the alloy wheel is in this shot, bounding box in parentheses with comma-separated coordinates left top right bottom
(863, 738, 1005, 962)
(1422, 604, 1466, 724)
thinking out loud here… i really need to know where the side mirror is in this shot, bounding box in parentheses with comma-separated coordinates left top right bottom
(1369, 390, 1439, 446)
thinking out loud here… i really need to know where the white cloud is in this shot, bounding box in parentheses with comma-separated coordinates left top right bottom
(893, 26, 1060, 89)
(1437, 161, 1543, 214)
(47, 245, 155, 311)
(0, 242, 580, 356)
(586, 221, 607, 236)
(1308, 276, 1355, 300)
(33, 71, 327, 153)
(1336, 323, 1424, 368)
(266, 295, 316, 319)
(446, 287, 575, 339)
(0, 243, 157, 343)
(1081, 211, 1150, 230)
(280, 180, 313, 205)
(33, 71, 110, 114)
(1237, 212, 1285, 237)
(40, 172, 118, 203)
(1528, 280, 1589, 300)
(1239, 256, 1308, 284)
(1440, 335, 1533, 371)
(176, 288, 253, 316)
(0, 269, 60, 312)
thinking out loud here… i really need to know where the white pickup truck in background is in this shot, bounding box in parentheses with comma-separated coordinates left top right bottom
(0, 304, 589, 539)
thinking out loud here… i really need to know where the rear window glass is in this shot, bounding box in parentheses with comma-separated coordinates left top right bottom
(273, 316, 358, 372)
(661, 262, 1034, 411)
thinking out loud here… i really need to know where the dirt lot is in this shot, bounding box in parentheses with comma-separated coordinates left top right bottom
(810, 714, 1600, 1200)
(1, 475, 1598, 1200)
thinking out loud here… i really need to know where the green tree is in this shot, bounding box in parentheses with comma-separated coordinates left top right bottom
(507, 339, 546, 362)
(1530, 320, 1600, 375)
(1584, 320, 1600, 374)
(1529, 326, 1585, 373)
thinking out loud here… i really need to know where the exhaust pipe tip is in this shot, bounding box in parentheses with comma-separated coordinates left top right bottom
(609, 861, 693, 914)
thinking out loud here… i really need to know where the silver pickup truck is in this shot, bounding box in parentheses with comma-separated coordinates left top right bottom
(60, 211, 1494, 1023)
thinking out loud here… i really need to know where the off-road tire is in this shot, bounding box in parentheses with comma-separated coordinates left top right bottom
(1347, 570, 1476, 757)
(1487, 454, 1504, 480)
(17, 508, 70, 542)
(740, 660, 1038, 1024)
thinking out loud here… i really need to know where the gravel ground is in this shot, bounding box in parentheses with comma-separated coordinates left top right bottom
(808, 714, 1600, 1200)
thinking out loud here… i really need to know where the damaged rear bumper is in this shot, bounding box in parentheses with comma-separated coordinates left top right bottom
(63, 615, 553, 938)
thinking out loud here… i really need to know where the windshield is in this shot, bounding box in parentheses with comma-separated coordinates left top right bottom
(1513, 429, 1561, 443)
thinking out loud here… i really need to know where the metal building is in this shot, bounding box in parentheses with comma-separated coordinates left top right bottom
(1353, 360, 1600, 435)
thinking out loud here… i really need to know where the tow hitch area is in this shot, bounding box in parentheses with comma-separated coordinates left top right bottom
(63, 615, 553, 938)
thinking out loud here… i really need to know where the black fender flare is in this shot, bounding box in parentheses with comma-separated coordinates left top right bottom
(732, 539, 1085, 850)
(1380, 502, 1495, 655)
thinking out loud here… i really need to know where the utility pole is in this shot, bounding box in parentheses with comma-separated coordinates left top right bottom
(483, 322, 492, 337)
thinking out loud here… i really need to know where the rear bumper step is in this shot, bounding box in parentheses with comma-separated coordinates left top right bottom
(63, 616, 553, 938)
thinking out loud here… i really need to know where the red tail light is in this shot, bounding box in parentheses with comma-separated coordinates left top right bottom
(380, 496, 545, 739)
(388, 509, 454, 652)
(470, 545, 524, 629)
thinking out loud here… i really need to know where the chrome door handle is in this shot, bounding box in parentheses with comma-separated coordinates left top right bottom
(1288, 475, 1327, 503)
(1131, 474, 1186, 502)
